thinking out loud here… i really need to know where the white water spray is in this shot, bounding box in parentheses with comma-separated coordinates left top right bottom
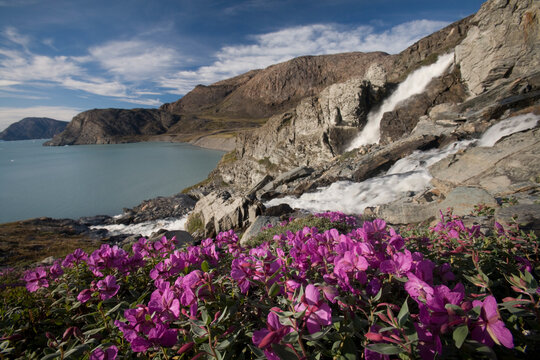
(91, 215, 188, 237)
(267, 113, 539, 215)
(347, 53, 455, 150)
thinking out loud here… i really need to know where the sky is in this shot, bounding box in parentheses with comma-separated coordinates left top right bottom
(0, 0, 485, 131)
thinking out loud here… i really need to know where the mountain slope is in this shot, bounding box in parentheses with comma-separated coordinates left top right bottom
(0, 117, 68, 141)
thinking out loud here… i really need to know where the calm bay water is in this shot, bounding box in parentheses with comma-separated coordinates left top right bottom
(0, 140, 224, 223)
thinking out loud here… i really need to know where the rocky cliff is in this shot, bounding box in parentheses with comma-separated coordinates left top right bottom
(185, 0, 540, 239)
(44, 108, 179, 146)
(0, 117, 68, 141)
(48, 52, 390, 146)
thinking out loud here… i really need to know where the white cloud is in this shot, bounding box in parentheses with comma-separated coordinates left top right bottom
(2, 26, 30, 48)
(87, 40, 181, 82)
(0, 106, 81, 131)
(118, 97, 162, 106)
(61, 77, 128, 98)
(0, 80, 20, 87)
(0, 29, 174, 104)
(160, 20, 448, 94)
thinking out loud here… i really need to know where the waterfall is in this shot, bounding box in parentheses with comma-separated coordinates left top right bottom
(266, 113, 539, 215)
(347, 53, 455, 150)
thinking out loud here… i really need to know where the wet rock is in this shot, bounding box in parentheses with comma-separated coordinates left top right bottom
(79, 215, 113, 226)
(115, 193, 196, 224)
(264, 203, 294, 217)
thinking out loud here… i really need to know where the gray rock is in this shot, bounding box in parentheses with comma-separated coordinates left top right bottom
(264, 203, 294, 217)
(377, 186, 498, 225)
(429, 128, 540, 196)
(116, 193, 196, 224)
(240, 216, 281, 246)
(455, 0, 540, 95)
(495, 204, 540, 233)
(188, 191, 256, 237)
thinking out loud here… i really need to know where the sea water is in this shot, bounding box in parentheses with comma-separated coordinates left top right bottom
(0, 140, 224, 223)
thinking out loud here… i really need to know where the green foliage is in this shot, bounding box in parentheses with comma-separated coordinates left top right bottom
(219, 150, 237, 165)
(257, 156, 279, 172)
(186, 212, 204, 234)
(246, 215, 355, 247)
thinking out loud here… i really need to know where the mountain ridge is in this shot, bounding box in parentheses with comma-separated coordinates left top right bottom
(0, 117, 68, 141)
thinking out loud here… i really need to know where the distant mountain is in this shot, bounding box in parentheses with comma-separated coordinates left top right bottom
(0, 117, 68, 141)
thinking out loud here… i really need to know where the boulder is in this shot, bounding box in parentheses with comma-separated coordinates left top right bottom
(376, 186, 498, 225)
(188, 191, 261, 237)
(116, 193, 196, 224)
(495, 204, 540, 234)
(429, 127, 540, 196)
(240, 216, 282, 246)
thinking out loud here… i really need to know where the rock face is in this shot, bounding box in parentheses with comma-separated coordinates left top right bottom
(456, 0, 540, 95)
(115, 193, 197, 225)
(0, 117, 68, 141)
(44, 109, 178, 146)
(429, 126, 540, 196)
(162, 53, 389, 120)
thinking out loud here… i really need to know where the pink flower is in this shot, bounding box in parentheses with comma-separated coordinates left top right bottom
(77, 288, 93, 303)
(379, 250, 412, 276)
(404, 273, 434, 303)
(294, 284, 332, 334)
(90, 345, 118, 360)
(471, 296, 514, 349)
(148, 284, 180, 321)
(24, 267, 48, 292)
(252, 307, 292, 350)
(96, 275, 120, 300)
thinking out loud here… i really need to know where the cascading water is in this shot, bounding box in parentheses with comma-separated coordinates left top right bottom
(347, 53, 455, 150)
(266, 113, 539, 215)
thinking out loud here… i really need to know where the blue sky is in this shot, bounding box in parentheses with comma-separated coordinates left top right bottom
(0, 0, 484, 130)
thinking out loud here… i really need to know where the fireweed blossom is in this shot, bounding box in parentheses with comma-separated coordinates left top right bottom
(90, 345, 118, 360)
(62, 248, 88, 267)
(295, 284, 332, 334)
(115, 305, 177, 353)
(471, 296, 514, 348)
(252, 307, 292, 353)
(24, 267, 49, 292)
(96, 275, 120, 300)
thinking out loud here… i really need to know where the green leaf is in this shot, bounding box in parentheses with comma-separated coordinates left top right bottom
(201, 309, 210, 325)
(397, 297, 409, 327)
(191, 324, 208, 338)
(372, 288, 383, 301)
(83, 326, 106, 337)
(201, 260, 210, 273)
(453, 325, 468, 349)
(268, 282, 280, 297)
(340, 337, 357, 360)
(105, 301, 127, 316)
(63, 344, 89, 358)
(282, 331, 299, 343)
(271, 343, 298, 360)
(247, 344, 265, 358)
(366, 343, 402, 355)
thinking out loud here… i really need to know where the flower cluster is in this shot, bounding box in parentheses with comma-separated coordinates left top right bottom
(5, 212, 538, 359)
